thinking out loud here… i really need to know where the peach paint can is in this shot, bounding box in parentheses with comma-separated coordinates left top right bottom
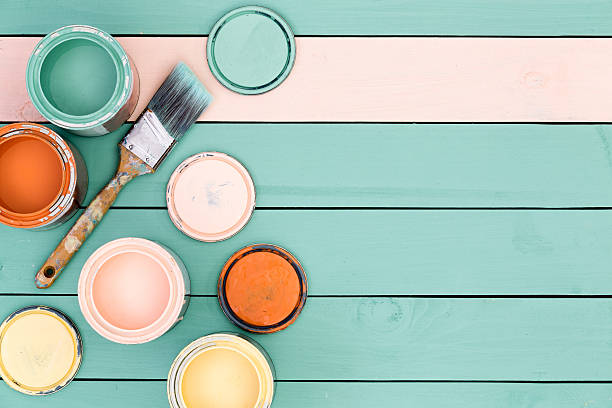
(168, 333, 274, 408)
(166, 152, 256, 242)
(26, 25, 139, 136)
(78, 237, 190, 344)
(0, 123, 87, 230)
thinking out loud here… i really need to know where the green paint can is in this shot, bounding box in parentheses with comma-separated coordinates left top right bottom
(26, 25, 139, 136)
(207, 6, 296, 95)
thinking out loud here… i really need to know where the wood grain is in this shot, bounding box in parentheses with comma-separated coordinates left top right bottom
(1, 381, 610, 407)
(0, 296, 611, 380)
(3, 0, 612, 35)
(18, 123, 612, 209)
(4, 209, 612, 296)
(3, 37, 612, 122)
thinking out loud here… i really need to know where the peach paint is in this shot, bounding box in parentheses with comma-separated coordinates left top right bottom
(78, 238, 190, 344)
(0, 123, 87, 229)
(167, 333, 275, 408)
(167, 152, 255, 242)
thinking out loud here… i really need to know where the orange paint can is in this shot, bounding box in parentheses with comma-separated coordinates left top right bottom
(218, 244, 307, 333)
(0, 123, 87, 229)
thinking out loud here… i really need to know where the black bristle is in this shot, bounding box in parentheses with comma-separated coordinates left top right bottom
(148, 62, 212, 140)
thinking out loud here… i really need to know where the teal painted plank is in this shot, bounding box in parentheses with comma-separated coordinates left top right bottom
(1, 382, 611, 407)
(3, 1, 612, 35)
(32, 124, 612, 208)
(0, 296, 610, 380)
(3, 209, 612, 295)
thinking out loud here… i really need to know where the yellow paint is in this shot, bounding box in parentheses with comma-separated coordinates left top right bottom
(181, 346, 261, 408)
(0, 309, 79, 393)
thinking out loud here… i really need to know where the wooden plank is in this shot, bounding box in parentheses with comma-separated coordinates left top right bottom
(10, 123, 612, 209)
(1, 381, 610, 407)
(3, 1, 612, 36)
(4, 37, 612, 122)
(4, 209, 612, 296)
(0, 296, 611, 380)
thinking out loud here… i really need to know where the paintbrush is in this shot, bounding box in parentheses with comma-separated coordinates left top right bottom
(35, 62, 212, 289)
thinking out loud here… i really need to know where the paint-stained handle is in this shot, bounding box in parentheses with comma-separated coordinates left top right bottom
(35, 145, 153, 289)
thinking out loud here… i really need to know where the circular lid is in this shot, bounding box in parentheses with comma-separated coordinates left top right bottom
(207, 6, 296, 94)
(166, 152, 256, 242)
(0, 306, 82, 395)
(218, 244, 307, 333)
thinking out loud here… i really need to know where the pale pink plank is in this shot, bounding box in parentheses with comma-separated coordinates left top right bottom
(1, 37, 612, 122)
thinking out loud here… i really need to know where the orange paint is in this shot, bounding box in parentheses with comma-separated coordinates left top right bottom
(219, 244, 307, 333)
(0, 134, 63, 214)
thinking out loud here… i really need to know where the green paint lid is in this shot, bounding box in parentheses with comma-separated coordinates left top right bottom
(207, 6, 296, 95)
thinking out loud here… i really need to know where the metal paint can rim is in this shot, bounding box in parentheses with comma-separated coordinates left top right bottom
(167, 333, 275, 408)
(78, 237, 190, 344)
(166, 152, 256, 242)
(0, 306, 82, 396)
(207, 6, 296, 95)
(218, 243, 308, 333)
(0, 123, 87, 229)
(26, 25, 137, 135)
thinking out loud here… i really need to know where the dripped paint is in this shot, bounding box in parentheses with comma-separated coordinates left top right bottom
(92, 250, 171, 330)
(181, 347, 260, 408)
(0, 134, 63, 213)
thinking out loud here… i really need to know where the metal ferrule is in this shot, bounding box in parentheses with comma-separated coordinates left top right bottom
(121, 109, 175, 170)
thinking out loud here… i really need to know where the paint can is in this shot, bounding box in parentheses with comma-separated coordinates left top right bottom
(78, 237, 190, 344)
(218, 244, 307, 333)
(26, 25, 139, 136)
(0, 306, 82, 395)
(0, 123, 87, 230)
(166, 152, 256, 242)
(168, 333, 274, 408)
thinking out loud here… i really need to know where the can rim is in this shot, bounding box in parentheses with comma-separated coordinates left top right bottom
(78, 237, 188, 344)
(0, 123, 78, 229)
(26, 25, 134, 131)
(206, 6, 296, 95)
(167, 333, 275, 408)
(166, 152, 256, 242)
(0, 306, 82, 396)
(218, 244, 308, 333)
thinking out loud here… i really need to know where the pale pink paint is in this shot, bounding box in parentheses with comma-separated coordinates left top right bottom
(78, 238, 190, 344)
(167, 152, 255, 242)
(3, 37, 612, 121)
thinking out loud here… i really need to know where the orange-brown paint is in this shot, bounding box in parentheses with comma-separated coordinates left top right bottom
(219, 244, 307, 333)
(0, 134, 64, 214)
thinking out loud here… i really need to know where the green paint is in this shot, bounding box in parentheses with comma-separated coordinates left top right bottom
(3, 0, 612, 35)
(40, 38, 117, 116)
(5, 209, 612, 296)
(0, 296, 611, 380)
(1, 382, 610, 407)
(208, 7, 295, 94)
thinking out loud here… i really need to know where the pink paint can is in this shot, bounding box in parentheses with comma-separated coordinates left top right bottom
(78, 238, 190, 344)
(166, 152, 256, 242)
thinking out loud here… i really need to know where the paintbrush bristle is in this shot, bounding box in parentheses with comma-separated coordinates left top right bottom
(148, 62, 212, 140)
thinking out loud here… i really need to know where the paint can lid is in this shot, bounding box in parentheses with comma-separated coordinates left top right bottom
(0, 306, 82, 395)
(166, 152, 256, 242)
(207, 6, 296, 94)
(218, 244, 307, 333)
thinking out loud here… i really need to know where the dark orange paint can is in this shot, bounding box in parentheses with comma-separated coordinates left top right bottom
(218, 244, 307, 333)
(0, 123, 87, 229)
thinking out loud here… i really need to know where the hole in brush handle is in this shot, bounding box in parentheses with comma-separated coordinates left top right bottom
(43, 266, 56, 279)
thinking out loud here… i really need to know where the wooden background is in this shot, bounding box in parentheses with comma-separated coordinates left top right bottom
(2, 1, 612, 406)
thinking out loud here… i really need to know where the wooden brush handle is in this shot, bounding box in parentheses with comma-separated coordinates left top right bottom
(35, 146, 153, 289)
